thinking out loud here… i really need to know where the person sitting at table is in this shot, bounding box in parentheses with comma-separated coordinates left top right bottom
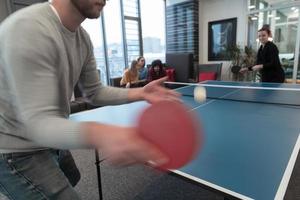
(120, 60, 139, 88)
(137, 56, 148, 80)
(147, 59, 166, 82)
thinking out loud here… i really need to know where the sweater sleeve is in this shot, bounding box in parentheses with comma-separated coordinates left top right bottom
(262, 43, 279, 70)
(78, 34, 130, 106)
(255, 46, 262, 65)
(2, 19, 88, 149)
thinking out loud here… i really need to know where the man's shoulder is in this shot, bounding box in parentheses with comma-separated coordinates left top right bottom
(78, 26, 93, 49)
(0, 3, 54, 36)
(0, 3, 61, 55)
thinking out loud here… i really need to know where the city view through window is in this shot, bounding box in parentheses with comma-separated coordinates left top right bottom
(82, 0, 166, 85)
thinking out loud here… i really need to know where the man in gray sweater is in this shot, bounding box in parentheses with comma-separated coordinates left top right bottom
(0, 0, 179, 199)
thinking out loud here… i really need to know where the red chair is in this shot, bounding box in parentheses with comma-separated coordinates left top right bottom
(198, 72, 217, 82)
(197, 63, 222, 82)
(166, 68, 176, 82)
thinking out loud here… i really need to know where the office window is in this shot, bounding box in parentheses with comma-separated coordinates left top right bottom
(103, 0, 126, 78)
(248, 1, 300, 83)
(122, 0, 142, 65)
(82, 19, 108, 85)
(248, 0, 298, 11)
(248, 0, 267, 10)
(140, 0, 166, 64)
(124, 19, 141, 62)
(78, 0, 167, 84)
(123, 0, 139, 17)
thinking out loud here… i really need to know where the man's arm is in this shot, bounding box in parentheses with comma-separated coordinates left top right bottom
(2, 19, 88, 149)
(78, 32, 179, 105)
(76, 37, 130, 106)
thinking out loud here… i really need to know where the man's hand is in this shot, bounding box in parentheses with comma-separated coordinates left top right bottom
(127, 77, 181, 103)
(239, 67, 248, 73)
(125, 82, 131, 88)
(252, 64, 263, 71)
(142, 77, 181, 103)
(83, 122, 168, 167)
(240, 64, 263, 74)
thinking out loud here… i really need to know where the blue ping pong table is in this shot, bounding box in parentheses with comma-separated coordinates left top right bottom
(70, 81, 300, 200)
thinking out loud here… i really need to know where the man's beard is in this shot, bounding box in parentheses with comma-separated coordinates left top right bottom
(70, 0, 101, 19)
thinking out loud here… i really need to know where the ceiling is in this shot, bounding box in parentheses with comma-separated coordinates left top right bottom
(249, 0, 300, 19)
(264, 0, 300, 6)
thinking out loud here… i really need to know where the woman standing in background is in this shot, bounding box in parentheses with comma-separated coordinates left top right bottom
(240, 26, 285, 83)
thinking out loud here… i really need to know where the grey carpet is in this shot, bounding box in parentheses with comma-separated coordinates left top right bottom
(72, 149, 163, 200)
(132, 174, 223, 200)
(72, 149, 300, 200)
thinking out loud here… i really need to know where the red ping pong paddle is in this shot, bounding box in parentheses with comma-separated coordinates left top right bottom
(137, 101, 202, 170)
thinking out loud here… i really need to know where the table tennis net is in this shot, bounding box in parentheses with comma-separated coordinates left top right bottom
(165, 82, 300, 107)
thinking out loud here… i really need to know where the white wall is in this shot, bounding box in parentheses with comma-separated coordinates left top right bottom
(199, 0, 248, 80)
(0, 0, 9, 23)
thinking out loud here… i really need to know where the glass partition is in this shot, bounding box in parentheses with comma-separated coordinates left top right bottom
(82, 19, 108, 85)
(248, 2, 300, 83)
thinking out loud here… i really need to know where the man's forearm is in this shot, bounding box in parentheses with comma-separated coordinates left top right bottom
(127, 88, 144, 102)
(81, 122, 126, 148)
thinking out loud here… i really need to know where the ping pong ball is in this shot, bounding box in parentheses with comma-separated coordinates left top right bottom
(194, 86, 206, 103)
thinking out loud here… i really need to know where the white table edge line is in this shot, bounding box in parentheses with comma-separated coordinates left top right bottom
(191, 88, 243, 110)
(172, 170, 254, 200)
(165, 82, 300, 91)
(274, 133, 300, 200)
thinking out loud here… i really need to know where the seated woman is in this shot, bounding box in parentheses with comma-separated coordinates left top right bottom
(137, 56, 148, 80)
(147, 59, 166, 82)
(120, 60, 139, 88)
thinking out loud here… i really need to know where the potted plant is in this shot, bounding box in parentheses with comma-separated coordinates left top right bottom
(242, 45, 257, 82)
(226, 45, 257, 82)
(225, 44, 243, 81)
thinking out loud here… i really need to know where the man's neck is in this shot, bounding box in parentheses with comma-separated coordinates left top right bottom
(51, 0, 85, 32)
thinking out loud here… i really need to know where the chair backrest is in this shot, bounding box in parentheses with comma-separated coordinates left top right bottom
(197, 63, 222, 81)
(165, 68, 176, 82)
(110, 77, 122, 87)
(166, 53, 194, 82)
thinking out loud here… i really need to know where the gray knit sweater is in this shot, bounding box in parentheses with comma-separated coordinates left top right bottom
(0, 3, 129, 152)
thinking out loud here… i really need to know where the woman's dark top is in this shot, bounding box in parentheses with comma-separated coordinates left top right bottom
(147, 67, 166, 81)
(256, 41, 285, 83)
